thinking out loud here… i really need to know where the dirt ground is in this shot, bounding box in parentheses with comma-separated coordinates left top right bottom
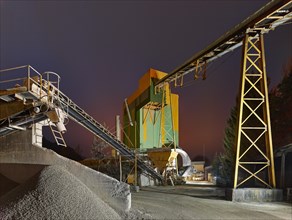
(131, 185, 292, 220)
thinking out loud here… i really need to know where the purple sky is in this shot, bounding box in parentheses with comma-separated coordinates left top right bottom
(1, 0, 291, 160)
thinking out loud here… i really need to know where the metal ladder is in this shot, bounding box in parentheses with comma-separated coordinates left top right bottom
(49, 122, 67, 147)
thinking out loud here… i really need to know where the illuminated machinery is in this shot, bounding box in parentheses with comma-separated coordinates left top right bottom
(0, 68, 68, 147)
(123, 68, 192, 183)
(0, 65, 163, 182)
(153, 0, 292, 189)
(124, 0, 292, 188)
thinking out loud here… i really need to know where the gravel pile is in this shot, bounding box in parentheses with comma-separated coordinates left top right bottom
(0, 165, 121, 220)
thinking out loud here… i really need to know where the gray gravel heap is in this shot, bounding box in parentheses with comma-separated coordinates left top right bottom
(0, 165, 121, 220)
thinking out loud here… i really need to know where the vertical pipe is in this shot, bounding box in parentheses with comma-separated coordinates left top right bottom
(27, 65, 30, 91)
(124, 99, 133, 127)
(116, 115, 123, 182)
(134, 121, 138, 186)
(159, 85, 166, 147)
(116, 115, 121, 141)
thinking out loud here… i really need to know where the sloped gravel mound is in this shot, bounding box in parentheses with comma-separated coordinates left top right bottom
(0, 165, 121, 220)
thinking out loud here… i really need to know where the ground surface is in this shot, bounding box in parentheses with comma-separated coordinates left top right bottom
(1, 170, 291, 219)
(131, 185, 292, 220)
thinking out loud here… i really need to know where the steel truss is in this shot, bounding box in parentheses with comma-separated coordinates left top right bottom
(234, 31, 276, 189)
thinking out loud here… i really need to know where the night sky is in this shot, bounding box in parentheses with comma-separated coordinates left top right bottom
(1, 0, 291, 161)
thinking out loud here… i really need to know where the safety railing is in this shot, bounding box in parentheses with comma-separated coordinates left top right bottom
(0, 65, 61, 104)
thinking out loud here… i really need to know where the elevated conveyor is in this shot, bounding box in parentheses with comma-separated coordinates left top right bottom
(155, 0, 292, 90)
(57, 91, 163, 181)
(0, 66, 163, 182)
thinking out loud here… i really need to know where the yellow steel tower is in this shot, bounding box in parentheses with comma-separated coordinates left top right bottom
(234, 30, 276, 189)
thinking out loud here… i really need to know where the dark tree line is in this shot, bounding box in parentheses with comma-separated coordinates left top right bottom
(212, 107, 237, 187)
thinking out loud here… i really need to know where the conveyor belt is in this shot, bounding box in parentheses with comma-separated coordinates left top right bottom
(155, 0, 292, 89)
(56, 91, 163, 181)
(0, 114, 47, 137)
(0, 67, 163, 181)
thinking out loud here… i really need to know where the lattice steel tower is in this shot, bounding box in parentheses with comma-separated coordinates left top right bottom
(234, 30, 276, 189)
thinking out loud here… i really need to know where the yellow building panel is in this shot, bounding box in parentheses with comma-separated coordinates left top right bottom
(171, 94, 179, 132)
(149, 68, 167, 80)
(127, 68, 167, 105)
(143, 109, 147, 142)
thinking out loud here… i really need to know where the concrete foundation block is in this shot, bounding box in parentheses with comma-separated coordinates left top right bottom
(226, 188, 283, 202)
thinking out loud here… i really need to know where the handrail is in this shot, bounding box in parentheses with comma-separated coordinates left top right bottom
(0, 65, 29, 73)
